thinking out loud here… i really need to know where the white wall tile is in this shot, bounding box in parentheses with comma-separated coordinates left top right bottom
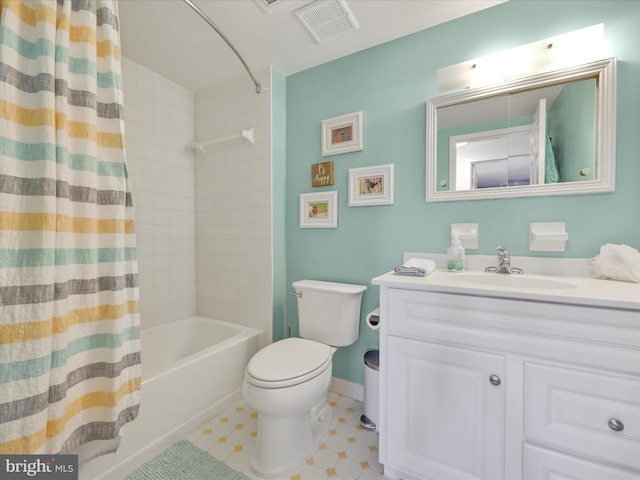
(137, 126, 153, 146)
(137, 93, 153, 114)
(194, 73, 273, 342)
(136, 65, 153, 90)
(123, 56, 196, 329)
(124, 58, 271, 337)
(152, 73, 168, 101)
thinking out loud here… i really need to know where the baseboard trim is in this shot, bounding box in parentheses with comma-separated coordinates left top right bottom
(330, 377, 364, 401)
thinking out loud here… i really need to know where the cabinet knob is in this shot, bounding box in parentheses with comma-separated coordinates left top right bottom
(608, 418, 624, 432)
(489, 375, 501, 386)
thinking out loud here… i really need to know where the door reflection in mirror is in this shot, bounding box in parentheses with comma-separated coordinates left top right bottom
(452, 126, 536, 190)
(437, 78, 596, 192)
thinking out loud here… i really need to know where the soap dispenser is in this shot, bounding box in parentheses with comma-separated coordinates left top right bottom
(447, 233, 465, 271)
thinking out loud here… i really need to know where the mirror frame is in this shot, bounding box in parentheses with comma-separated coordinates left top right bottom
(426, 57, 617, 202)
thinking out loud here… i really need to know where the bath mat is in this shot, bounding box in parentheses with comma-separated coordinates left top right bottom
(124, 439, 250, 480)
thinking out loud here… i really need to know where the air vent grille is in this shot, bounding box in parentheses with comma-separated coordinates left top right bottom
(300, 2, 343, 28)
(313, 15, 353, 41)
(254, 0, 287, 14)
(294, 0, 359, 43)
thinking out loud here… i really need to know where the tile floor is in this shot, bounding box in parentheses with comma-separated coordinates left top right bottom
(184, 392, 386, 480)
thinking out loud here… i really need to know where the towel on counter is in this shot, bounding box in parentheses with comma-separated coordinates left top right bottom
(394, 258, 437, 277)
(590, 244, 640, 283)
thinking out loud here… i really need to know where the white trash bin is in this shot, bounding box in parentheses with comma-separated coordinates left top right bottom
(360, 350, 379, 431)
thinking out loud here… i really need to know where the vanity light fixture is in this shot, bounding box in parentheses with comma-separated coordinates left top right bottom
(437, 24, 608, 92)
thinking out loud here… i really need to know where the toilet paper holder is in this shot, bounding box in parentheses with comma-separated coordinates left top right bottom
(366, 308, 380, 330)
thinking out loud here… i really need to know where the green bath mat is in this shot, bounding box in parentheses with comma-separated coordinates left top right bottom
(124, 439, 250, 480)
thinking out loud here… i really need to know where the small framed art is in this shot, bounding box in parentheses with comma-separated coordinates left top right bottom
(311, 161, 334, 187)
(321, 111, 363, 157)
(348, 163, 395, 207)
(300, 191, 338, 228)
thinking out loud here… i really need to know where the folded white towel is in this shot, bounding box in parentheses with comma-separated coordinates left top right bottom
(590, 244, 640, 283)
(394, 258, 437, 277)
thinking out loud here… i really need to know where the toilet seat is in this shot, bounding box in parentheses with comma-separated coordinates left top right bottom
(246, 338, 332, 389)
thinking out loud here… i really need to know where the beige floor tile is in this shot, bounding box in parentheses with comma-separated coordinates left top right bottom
(186, 392, 383, 480)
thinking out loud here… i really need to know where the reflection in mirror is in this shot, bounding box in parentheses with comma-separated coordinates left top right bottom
(426, 58, 616, 202)
(442, 81, 595, 190)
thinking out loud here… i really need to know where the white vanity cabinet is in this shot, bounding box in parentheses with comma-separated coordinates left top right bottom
(372, 273, 640, 480)
(385, 335, 506, 479)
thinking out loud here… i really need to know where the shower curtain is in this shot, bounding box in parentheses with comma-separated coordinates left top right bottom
(0, 0, 141, 462)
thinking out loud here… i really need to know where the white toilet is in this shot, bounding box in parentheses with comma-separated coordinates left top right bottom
(242, 279, 367, 479)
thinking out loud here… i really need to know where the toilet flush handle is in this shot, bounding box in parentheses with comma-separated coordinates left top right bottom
(292, 289, 302, 298)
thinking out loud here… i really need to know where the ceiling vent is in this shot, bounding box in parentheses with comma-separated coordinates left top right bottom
(294, 0, 359, 43)
(254, 0, 287, 14)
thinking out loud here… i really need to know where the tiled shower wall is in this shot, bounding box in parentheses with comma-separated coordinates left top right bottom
(121, 56, 273, 339)
(121, 57, 197, 328)
(194, 73, 273, 343)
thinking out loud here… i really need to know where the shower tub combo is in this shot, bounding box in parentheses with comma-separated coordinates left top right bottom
(79, 315, 263, 480)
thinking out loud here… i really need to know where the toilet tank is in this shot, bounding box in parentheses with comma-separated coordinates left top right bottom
(293, 280, 367, 347)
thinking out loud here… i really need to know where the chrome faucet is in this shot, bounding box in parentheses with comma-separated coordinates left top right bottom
(485, 246, 523, 274)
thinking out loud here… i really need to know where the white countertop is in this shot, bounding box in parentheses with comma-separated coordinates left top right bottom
(372, 269, 640, 311)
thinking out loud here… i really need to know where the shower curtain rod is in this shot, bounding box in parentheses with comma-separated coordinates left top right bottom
(182, 0, 262, 94)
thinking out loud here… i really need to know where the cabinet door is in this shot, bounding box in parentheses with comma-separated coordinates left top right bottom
(385, 336, 506, 479)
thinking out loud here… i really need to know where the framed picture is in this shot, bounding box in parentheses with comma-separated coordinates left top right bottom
(321, 111, 363, 157)
(311, 161, 334, 187)
(300, 191, 338, 228)
(348, 163, 395, 207)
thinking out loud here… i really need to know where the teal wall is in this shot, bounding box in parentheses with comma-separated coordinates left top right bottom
(548, 79, 597, 182)
(283, 1, 640, 384)
(271, 67, 287, 342)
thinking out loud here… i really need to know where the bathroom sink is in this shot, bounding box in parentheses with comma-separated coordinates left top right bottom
(453, 273, 576, 290)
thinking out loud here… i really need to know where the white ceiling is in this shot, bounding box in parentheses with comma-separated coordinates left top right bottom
(117, 0, 506, 93)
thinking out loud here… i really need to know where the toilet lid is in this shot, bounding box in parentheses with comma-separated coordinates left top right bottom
(246, 338, 332, 384)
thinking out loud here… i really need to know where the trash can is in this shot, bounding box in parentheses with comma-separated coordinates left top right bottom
(360, 350, 379, 431)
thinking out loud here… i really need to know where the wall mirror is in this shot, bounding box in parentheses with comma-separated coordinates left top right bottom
(426, 57, 617, 202)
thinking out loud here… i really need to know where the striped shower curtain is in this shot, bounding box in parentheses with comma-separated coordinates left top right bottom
(0, 0, 141, 462)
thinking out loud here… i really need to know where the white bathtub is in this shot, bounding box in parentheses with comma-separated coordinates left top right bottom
(79, 315, 263, 480)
